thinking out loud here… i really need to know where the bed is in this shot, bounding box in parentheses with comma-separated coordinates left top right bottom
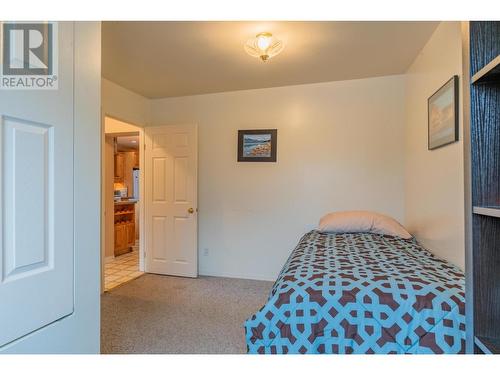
(244, 230, 465, 354)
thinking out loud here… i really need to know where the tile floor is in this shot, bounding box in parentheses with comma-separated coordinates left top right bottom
(104, 249, 143, 291)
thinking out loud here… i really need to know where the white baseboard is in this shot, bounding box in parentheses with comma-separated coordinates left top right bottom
(198, 269, 276, 283)
(104, 255, 115, 264)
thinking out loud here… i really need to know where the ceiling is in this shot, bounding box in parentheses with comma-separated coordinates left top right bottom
(102, 21, 439, 99)
(116, 135, 139, 151)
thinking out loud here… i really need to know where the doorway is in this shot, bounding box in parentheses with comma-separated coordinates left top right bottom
(100, 117, 199, 293)
(102, 116, 145, 291)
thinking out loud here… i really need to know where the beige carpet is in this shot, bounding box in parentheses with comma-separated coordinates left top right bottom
(101, 273, 273, 354)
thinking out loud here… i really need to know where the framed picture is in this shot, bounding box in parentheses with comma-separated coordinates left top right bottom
(237, 129, 277, 162)
(428, 75, 459, 150)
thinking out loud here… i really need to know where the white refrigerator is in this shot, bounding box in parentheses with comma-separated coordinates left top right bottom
(133, 168, 140, 200)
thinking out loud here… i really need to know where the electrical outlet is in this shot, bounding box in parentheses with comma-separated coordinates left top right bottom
(203, 248, 209, 256)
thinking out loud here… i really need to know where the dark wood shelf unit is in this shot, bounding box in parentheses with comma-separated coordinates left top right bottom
(471, 54, 500, 84)
(473, 206, 500, 218)
(466, 21, 500, 354)
(475, 336, 500, 354)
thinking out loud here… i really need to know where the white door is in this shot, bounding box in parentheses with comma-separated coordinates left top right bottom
(0, 22, 74, 346)
(144, 124, 198, 277)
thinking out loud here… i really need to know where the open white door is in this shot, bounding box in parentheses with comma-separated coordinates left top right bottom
(0, 22, 74, 347)
(144, 124, 198, 277)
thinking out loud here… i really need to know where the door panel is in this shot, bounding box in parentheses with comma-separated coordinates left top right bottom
(174, 157, 188, 202)
(2, 118, 54, 280)
(152, 216, 168, 261)
(152, 157, 167, 201)
(0, 22, 74, 347)
(145, 124, 197, 277)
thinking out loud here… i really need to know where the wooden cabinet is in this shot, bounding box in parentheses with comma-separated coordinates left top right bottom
(115, 151, 139, 193)
(114, 223, 127, 255)
(133, 151, 139, 168)
(126, 222, 135, 246)
(114, 202, 135, 256)
(114, 153, 124, 182)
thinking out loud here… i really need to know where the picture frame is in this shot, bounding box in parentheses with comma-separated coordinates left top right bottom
(428, 75, 459, 150)
(237, 129, 277, 162)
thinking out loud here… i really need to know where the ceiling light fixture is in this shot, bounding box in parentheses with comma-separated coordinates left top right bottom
(244, 32, 284, 62)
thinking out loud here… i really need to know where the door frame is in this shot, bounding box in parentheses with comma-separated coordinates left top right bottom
(100, 114, 145, 293)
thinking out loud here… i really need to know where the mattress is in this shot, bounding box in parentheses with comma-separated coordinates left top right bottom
(244, 230, 465, 354)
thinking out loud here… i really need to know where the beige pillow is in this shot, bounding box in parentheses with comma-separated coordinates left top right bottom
(318, 211, 412, 239)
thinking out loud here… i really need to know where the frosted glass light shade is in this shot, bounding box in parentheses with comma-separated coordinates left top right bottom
(244, 32, 284, 62)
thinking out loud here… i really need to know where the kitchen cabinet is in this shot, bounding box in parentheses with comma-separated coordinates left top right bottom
(115, 151, 138, 194)
(114, 153, 124, 182)
(126, 222, 135, 246)
(114, 202, 135, 256)
(114, 223, 127, 256)
(133, 151, 139, 168)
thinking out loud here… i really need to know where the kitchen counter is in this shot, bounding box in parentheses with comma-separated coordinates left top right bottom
(114, 199, 138, 206)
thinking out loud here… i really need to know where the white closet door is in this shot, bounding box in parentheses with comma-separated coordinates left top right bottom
(0, 22, 74, 347)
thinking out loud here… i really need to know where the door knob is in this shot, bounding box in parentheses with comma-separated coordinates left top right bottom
(188, 207, 194, 214)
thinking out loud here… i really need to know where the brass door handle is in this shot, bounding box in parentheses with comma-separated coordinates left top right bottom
(188, 208, 194, 214)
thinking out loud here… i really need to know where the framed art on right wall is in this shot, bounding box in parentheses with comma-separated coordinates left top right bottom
(428, 75, 459, 150)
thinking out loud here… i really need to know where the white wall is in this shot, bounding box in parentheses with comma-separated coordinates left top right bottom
(102, 78, 150, 126)
(404, 22, 464, 269)
(150, 76, 407, 280)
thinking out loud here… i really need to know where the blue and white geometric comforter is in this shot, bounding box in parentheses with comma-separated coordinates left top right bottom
(244, 231, 465, 354)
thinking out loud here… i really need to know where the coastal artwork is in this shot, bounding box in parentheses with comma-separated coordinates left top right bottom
(428, 76, 458, 150)
(243, 134, 272, 157)
(238, 129, 277, 162)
